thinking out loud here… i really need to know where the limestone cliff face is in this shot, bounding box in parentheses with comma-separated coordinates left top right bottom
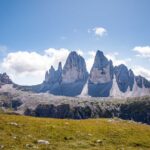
(114, 64, 131, 93)
(62, 51, 88, 83)
(88, 50, 113, 97)
(42, 51, 88, 96)
(89, 50, 113, 84)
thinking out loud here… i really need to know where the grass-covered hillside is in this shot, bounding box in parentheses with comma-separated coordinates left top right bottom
(0, 114, 150, 150)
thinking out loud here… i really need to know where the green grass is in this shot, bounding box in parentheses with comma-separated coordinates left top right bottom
(0, 114, 150, 150)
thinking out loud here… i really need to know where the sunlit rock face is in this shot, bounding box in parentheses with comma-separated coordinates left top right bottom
(62, 51, 88, 83)
(60, 51, 88, 96)
(42, 51, 88, 96)
(89, 50, 113, 84)
(88, 50, 113, 97)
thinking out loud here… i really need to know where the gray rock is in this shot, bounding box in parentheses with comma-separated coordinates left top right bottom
(62, 51, 88, 83)
(42, 51, 88, 96)
(37, 140, 49, 145)
(114, 64, 130, 93)
(88, 50, 113, 97)
(0, 73, 12, 85)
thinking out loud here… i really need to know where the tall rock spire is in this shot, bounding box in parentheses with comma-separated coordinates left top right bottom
(89, 50, 113, 84)
(62, 51, 88, 83)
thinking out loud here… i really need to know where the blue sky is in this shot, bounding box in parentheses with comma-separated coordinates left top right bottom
(0, 0, 150, 85)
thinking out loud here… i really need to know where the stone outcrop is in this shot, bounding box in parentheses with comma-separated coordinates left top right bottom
(24, 97, 150, 124)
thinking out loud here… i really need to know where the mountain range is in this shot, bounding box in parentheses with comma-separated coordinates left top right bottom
(1, 50, 150, 98)
(1, 50, 150, 124)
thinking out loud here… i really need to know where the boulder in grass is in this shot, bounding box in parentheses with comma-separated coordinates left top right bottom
(37, 140, 49, 145)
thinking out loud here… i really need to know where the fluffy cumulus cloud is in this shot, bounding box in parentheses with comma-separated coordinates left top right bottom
(88, 27, 107, 37)
(1, 48, 70, 85)
(132, 66, 150, 80)
(133, 46, 150, 58)
(106, 52, 132, 66)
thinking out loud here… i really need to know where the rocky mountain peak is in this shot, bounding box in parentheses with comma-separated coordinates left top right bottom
(62, 51, 88, 83)
(0, 73, 12, 85)
(44, 63, 62, 84)
(89, 50, 113, 84)
(114, 64, 136, 92)
(63, 51, 85, 69)
(92, 50, 109, 69)
(50, 65, 55, 72)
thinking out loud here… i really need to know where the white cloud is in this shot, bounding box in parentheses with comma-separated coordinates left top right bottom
(76, 49, 84, 56)
(106, 52, 131, 66)
(133, 46, 150, 58)
(85, 51, 96, 72)
(1, 48, 70, 85)
(92, 27, 107, 37)
(132, 66, 150, 80)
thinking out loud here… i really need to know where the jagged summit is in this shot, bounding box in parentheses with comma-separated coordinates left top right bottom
(88, 50, 114, 97)
(92, 50, 109, 69)
(63, 51, 86, 72)
(114, 64, 133, 92)
(0, 73, 12, 85)
(89, 50, 113, 84)
(62, 51, 88, 83)
(44, 63, 62, 84)
(42, 51, 88, 96)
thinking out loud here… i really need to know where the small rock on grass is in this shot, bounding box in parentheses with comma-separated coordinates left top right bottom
(0, 145, 4, 149)
(9, 122, 18, 126)
(96, 139, 103, 143)
(88, 133, 92, 136)
(37, 140, 49, 145)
